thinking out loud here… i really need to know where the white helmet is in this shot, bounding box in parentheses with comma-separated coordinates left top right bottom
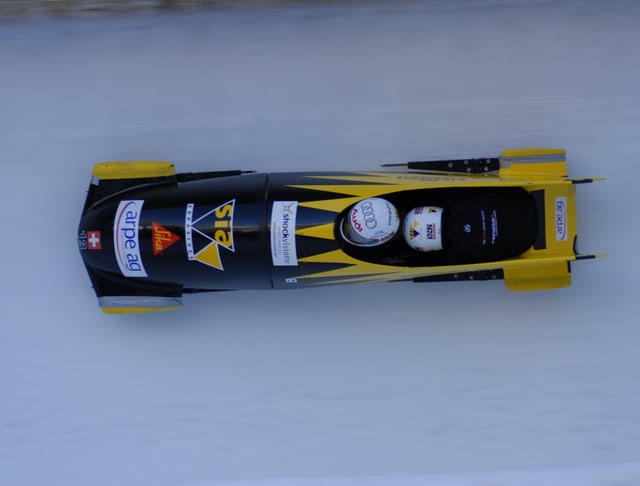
(341, 198, 400, 247)
(403, 206, 444, 251)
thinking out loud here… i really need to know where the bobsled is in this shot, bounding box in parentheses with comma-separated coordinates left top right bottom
(78, 148, 603, 313)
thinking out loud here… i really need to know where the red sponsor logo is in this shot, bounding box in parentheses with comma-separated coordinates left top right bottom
(87, 231, 102, 250)
(152, 222, 180, 255)
(351, 208, 363, 232)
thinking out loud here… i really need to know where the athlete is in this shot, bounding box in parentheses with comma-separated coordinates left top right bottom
(342, 189, 534, 265)
(402, 206, 444, 252)
(340, 197, 400, 247)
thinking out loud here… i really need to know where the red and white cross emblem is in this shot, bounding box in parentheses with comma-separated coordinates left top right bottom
(87, 231, 102, 250)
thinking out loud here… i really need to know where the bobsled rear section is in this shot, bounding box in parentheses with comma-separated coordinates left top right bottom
(501, 179, 578, 291)
(496, 148, 600, 291)
(395, 148, 601, 290)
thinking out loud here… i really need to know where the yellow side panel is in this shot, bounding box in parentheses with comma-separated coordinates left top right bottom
(499, 148, 567, 179)
(501, 148, 566, 158)
(504, 262, 571, 291)
(101, 306, 182, 314)
(93, 161, 176, 180)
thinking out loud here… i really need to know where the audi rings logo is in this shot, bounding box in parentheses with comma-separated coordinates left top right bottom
(360, 200, 378, 229)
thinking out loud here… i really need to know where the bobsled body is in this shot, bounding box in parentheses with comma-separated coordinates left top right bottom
(78, 149, 602, 313)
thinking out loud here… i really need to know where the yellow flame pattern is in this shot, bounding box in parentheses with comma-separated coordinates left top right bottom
(289, 172, 500, 285)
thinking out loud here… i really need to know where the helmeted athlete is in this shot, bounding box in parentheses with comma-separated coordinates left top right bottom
(341, 197, 400, 247)
(402, 206, 444, 251)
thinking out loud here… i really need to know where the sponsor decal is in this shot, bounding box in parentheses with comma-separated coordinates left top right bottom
(185, 200, 235, 270)
(410, 221, 437, 240)
(360, 199, 378, 230)
(271, 201, 298, 266)
(351, 207, 363, 233)
(480, 210, 487, 245)
(152, 222, 180, 255)
(78, 230, 88, 251)
(425, 223, 436, 240)
(114, 200, 147, 277)
(408, 220, 420, 240)
(555, 197, 568, 241)
(490, 210, 499, 245)
(87, 231, 102, 250)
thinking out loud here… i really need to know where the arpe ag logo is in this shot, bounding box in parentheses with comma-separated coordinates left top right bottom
(114, 200, 147, 277)
(555, 197, 568, 241)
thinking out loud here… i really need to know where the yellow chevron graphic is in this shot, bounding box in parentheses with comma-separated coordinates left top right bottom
(295, 222, 335, 240)
(298, 197, 364, 213)
(287, 172, 505, 286)
(289, 184, 393, 198)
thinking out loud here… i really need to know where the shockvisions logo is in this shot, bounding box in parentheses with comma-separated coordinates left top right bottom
(185, 200, 235, 270)
(271, 201, 298, 266)
(114, 200, 147, 277)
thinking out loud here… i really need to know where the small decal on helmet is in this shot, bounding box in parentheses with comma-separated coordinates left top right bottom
(425, 223, 436, 240)
(408, 221, 420, 240)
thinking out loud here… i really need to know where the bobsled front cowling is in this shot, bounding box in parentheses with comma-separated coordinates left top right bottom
(78, 149, 603, 313)
(79, 172, 275, 312)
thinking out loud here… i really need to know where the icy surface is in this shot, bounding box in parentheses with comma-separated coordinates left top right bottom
(1, 1, 639, 485)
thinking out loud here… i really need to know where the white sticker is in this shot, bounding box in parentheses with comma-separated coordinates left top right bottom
(555, 197, 568, 241)
(270, 201, 298, 266)
(114, 200, 148, 277)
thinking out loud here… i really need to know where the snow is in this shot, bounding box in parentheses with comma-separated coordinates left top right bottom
(196, 463, 640, 486)
(1, 1, 639, 485)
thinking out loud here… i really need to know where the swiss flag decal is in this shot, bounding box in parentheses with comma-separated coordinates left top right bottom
(87, 231, 102, 250)
(152, 222, 180, 255)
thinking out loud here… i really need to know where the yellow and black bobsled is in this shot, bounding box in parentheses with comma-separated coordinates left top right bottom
(77, 148, 603, 313)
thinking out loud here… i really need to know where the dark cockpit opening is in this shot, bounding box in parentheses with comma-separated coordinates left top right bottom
(338, 187, 538, 267)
